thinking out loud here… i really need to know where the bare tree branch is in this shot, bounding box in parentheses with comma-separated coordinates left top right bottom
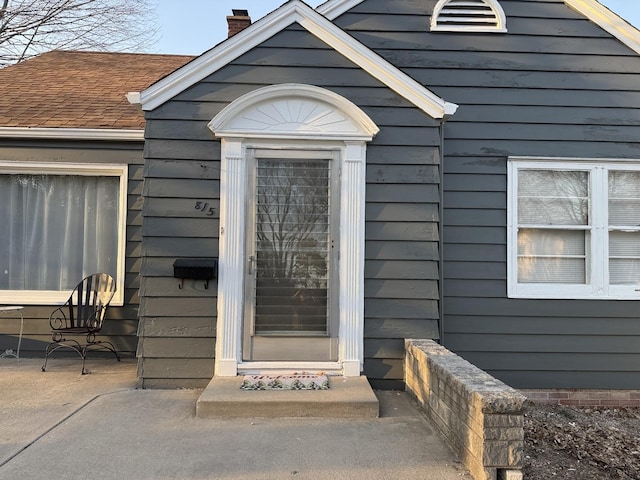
(0, 0, 8, 22)
(0, 0, 158, 67)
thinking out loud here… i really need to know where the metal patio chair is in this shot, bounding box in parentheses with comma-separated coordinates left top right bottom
(42, 273, 118, 374)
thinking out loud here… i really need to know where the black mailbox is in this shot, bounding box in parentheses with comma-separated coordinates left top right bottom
(173, 258, 218, 289)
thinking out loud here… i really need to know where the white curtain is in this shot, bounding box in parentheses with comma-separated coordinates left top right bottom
(517, 170, 588, 284)
(0, 174, 119, 291)
(518, 229, 587, 283)
(609, 171, 640, 284)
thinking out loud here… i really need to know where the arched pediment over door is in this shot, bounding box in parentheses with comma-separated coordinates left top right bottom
(210, 83, 379, 140)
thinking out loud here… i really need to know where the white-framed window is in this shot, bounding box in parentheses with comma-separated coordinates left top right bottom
(431, 0, 507, 33)
(0, 162, 127, 305)
(508, 157, 640, 300)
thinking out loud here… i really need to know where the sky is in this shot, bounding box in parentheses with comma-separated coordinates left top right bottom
(153, 1, 322, 55)
(152, 0, 640, 56)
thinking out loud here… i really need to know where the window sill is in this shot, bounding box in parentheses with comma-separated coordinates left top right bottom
(508, 286, 640, 301)
(0, 290, 124, 306)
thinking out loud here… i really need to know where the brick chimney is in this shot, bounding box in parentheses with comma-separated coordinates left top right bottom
(227, 9, 251, 38)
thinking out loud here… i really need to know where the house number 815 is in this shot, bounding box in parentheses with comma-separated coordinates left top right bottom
(194, 201, 215, 216)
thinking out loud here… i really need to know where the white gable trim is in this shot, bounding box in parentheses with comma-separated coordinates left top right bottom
(296, 9, 457, 118)
(316, 0, 364, 18)
(564, 0, 640, 55)
(140, 0, 457, 119)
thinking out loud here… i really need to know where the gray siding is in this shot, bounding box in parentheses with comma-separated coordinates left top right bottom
(333, 0, 640, 388)
(138, 131, 219, 387)
(138, 25, 442, 389)
(0, 140, 142, 358)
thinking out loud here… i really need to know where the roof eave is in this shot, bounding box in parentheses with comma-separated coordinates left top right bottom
(0, 127, 145, 141)
(564, 0, 640, 54)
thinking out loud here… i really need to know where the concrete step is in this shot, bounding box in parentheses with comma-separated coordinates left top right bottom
(196, 375, 379, 418)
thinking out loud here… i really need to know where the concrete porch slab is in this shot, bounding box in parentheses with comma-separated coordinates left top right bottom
(196, 375, 379, 418)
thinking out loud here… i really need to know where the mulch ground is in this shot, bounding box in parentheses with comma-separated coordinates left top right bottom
(523, 402, 640, 479)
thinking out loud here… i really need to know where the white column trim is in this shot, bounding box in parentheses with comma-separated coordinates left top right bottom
(338, 142, 367, 375)
(214, 138, 246, 377)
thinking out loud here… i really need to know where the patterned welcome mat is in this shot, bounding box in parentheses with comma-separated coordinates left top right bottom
(240, 373, 330, 390)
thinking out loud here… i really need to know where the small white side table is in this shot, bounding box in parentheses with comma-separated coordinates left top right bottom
(0, 306, 24, 359)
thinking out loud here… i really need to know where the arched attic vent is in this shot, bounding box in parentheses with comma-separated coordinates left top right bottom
(431, 0, 507, 33)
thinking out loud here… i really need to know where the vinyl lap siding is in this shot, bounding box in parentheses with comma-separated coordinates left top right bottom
(138, 129, 220, 388)
(138, 25, 442, 388)
(334, 0, 640, 388)
(364, 139, 441, 389)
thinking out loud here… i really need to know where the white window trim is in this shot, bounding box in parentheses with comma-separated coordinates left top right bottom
(0, 161, 128, 306)
(209, 84, 378, 377)
(508, 157, 640, 300)
(431, 0, 508, 33)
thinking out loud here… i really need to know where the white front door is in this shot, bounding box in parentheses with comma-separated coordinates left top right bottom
(243, 149, 339, 362)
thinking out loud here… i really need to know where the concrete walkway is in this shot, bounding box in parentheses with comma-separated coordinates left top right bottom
(0, 358, 469, 479)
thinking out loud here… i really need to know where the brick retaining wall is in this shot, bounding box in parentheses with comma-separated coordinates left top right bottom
(521, 389, 640, 407)
(405, 339, 526, 480)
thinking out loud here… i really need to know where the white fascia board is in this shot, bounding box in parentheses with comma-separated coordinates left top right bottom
(126, 91, 141, 104)
(316, 0, 364, 18)
(297, 9, 455, 119)
(0, 127, 144, 141)
(564, 0, 640, 55)
(140, 0, 456, 119)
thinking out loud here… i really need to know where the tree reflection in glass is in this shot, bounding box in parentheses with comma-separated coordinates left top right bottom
(253, 159, 330, 334)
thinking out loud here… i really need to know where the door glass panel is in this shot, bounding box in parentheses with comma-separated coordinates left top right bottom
(253, 158, 330, 334)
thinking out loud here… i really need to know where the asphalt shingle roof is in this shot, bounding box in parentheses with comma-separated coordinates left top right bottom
(0, 50, 194, 130)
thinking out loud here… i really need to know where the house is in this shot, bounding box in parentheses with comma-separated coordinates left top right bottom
(2, 0, 640, 398)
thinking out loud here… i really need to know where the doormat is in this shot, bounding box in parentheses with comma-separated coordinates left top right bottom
(240, 373, 330, 390)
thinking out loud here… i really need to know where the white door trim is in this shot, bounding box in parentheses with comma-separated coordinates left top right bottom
(210, 84, 378, 377)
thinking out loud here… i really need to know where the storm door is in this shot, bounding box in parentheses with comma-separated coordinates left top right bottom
(243, 149, 339, 362)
